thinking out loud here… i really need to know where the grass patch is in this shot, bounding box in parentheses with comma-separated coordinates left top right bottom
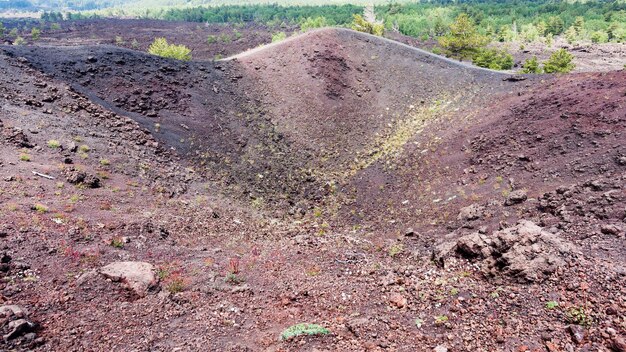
(280, 323, 330, 340)
(47, 139, 61, 148)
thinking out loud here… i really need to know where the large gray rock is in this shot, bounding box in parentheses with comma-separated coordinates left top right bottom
(99, 261, 157, 297)
(433, 220, 576, 282)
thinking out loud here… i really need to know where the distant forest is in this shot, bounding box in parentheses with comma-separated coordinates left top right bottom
(67, 0, 626, 44)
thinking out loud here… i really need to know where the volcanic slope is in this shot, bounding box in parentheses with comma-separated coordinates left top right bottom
(1, 27, 626, 352)
(1, 28, 524, 213)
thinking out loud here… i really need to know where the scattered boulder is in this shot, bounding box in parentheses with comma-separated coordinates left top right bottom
(611, 336, 626, 352)
(1, 305, 36, 342)
(567, 324, 585, 345)
(99, 261, 157, 297)
(601, 224, 622, 236)
(457, 204, 484, 221)
(1, 126, 32, 148)
(63, 167, 100, 188)
(0, 305, 27, 318)
(388, 292, 407, 308)
(4, 318, 36, 340)
(505, 189, 528, 206)
(433, 220, 576, 282)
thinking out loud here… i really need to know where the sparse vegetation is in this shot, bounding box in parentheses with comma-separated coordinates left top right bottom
(543, 49, 575, 74)
(351, 13, 384, 36)
(567, 306, 593, 327)
(148, 37, 192, 61)
(521, 56, 541, 74)
(472, 48, 513, 70)
(439, 13, 487, 60)
(32, 203, 48, 213)
(280, 323, 330, 340)
(31, 27, 41, 40)
(47, 139, 61, 148)
(271, 31, 286, 43)
(545, 301, 559, 309)
(13, 36, 26, 46)
(19, 153, 31, 161)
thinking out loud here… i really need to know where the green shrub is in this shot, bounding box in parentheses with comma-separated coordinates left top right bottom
(271, 32, 287, 43)
(351, 14, 384, 36)
(148, 38, 192, 61)
(0, 23, 4, 36)
(31, 27, 41, 40)
(590, 30, 608, 43)
(300, 16, 328, 32)
(47, 139, 61, 148)
(472, 48, 513, 70)
(438, 13, 487, 59)
(13, 36, 26, 46)
(521, 56, 541, 74)
(280, 323, 330, 340)
(50, 23, 61, 30)
(543, 49, 575, 73)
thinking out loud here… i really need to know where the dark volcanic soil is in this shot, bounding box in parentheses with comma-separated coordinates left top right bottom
(0, 26, 624, 352)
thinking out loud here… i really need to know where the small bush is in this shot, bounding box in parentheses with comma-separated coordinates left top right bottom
(50, 23, 61, 30)
(521, 56, 541, 73)
(300, 16, 328, 32)
(280, 323, 330, 340)
(100, 158, 110, 166)
(31, 27, 41, 40)
(545, 301, 559, 309)
(271, 32, 287, 43)
(351, 14, 384, 36)
(33, 203, 48, 213)
(115, 35, 125, 45)
(47, 139, 61, 148)
(472, 48, 513, 70)
(13, 36, 26, 46)
(543, 49, 575, 73)
(148, 38, 192, 61)
(78, 144, 90, 153)
(590, 30, 608, 44)
(19, 153, 31, 161)
(567, 306, 592, 327)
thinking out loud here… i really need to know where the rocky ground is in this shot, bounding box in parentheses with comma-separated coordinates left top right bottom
(0, 24, 624, 352)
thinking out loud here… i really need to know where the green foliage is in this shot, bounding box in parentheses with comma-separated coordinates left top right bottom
(472, 48, 513, 70)
(521, 56, 541, 74)
(148, 37, 192, 61)
(9, 28, 18, 38)
(50, 22, 61, 30)
(351, 14, 384, 36)
(567, 306, 592, 327)
(13, 36, 26, 46)
(590, 30, 608, 43)
(545, 301, 559, 309)
(564, 26, 578, 44)
(47, 139, 61, 148)
(439, 13, 487, 59)
(546, 15, 565, 35)
(0, 23, 4, 37)
(543, 49, 575, 74)
(31, 27, 41, 40)
(300, 16, 328, 32)
(280, 323, 330, 340)
(271, 31, 287, 43)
